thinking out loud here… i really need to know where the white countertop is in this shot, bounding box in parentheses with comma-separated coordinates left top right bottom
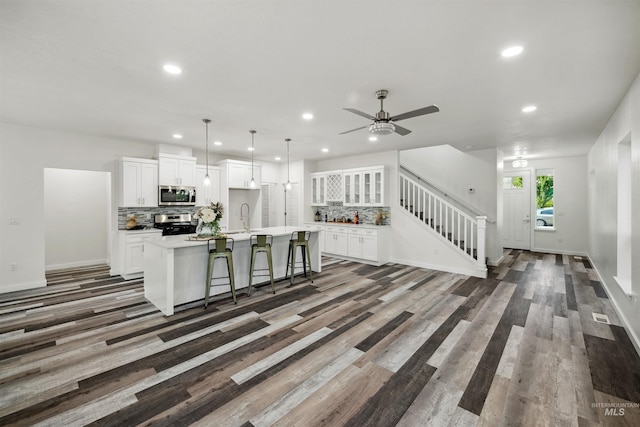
(146, 225, 323, 249)
(120, 228, 162, 234)
(305, 222, 390, 229)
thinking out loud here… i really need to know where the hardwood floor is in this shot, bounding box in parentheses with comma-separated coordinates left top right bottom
(0, 251, 639, 426)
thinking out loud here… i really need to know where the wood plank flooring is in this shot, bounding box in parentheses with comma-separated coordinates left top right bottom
(0, 251, 639, 426)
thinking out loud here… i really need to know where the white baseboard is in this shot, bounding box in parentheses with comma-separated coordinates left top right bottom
(532, 247, 589, 257)
(1, 279, 47, 294)
(587, 255, 640, 357)
(45, 259, 110, 271)
(488, 254, 505, 267)
(389, 257, 486, 278)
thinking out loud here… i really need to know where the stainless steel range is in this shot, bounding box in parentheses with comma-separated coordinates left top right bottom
(153, 214, 196, 236)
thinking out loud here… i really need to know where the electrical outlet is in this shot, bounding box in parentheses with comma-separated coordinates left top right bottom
(146, 213, 151, 219)
(9, 263, 17, 271)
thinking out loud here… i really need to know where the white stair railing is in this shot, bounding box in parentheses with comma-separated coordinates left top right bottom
(399, 173, 486, 269)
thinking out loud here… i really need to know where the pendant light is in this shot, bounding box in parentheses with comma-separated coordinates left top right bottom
(249, 130, 256, 188)
(285, 138, 292, 190)
(202, 119, 211, 186)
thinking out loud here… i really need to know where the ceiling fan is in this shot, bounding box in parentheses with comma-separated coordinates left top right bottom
(340, 89, 439, 136)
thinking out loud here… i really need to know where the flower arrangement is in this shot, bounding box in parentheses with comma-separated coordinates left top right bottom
(194, 202, 224, 237)
(374, 208, 389, 225)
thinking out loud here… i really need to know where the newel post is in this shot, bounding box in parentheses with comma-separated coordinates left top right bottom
(476, 216, 487, 274)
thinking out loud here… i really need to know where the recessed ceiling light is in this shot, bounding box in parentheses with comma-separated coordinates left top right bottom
(172, 134, 182, 139)
(248, 147, 255, 151)
(213, 141, 222, 146)
(275, 156, 281, 161)
(522, 105, 537, 113)
(501, 46, 523, 57)
(163, 64, 182, 74)
(369, 136, 378, 142)
(322, 148, 329, 153)
(302, 112, 314, 120)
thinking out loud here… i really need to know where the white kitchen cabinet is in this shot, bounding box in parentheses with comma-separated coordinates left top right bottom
(324, 226, 348, 256)
(195, 165, 221, 206)
(325, 171, 343, 202)
(119, 229, 162, 279)
(310, 173, 326, 206)
(320, 224, 389, 265)
(347, 228, 378, 261)
(343, 166, 386, 206)
(158, 154, 197, 186)
(363, 167, 385, 205)
(343, 172, 361, 205)
(120, 157, 158, 207)
(219, 159, 261, 189)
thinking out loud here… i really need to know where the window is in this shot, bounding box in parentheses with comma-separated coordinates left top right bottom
(535, 170, 554, 229)
(503, 176, 523, 189)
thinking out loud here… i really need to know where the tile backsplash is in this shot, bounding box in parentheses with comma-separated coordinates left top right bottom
(118, 207, 201, 229)
(119, 204, 391, 229)
(311, 203, 390, 226)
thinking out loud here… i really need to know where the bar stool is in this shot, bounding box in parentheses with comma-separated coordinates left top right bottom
(248, 234, 275, 295)
(285, 231, 314, 286)
(205, 237, 236, 308)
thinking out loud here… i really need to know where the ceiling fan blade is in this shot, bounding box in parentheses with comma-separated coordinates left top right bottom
(343, 108, 376, 121)
(393, 124, 412, 136)
(390, 105, 440, 122)
(339, 125, 368, 135)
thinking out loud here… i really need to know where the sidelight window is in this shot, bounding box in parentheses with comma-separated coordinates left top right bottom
(535, 169, 554, 229)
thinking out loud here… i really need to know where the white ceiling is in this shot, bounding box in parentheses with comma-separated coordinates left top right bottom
(2, 1, 640, 163)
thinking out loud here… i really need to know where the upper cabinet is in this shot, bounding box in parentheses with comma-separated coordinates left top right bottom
(217, 159, 261, 189)
(195, 165, 221, 206)
(119, 157, 158, 207)
(325, 171, 343, 202)
(310, 173, 326, 206)
(343, 166, 387, 207)
(158, 154, 197, 186)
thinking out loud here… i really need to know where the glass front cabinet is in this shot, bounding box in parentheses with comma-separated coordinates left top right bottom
(343, 167, 386, 206)
(310, 173, 326, 206)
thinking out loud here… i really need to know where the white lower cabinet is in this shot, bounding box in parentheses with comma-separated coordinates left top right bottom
(314, 224, 388, 265)
(120, 230, 162, 279)
(324, 226, 348, 256)
(347, 228, 378, 261)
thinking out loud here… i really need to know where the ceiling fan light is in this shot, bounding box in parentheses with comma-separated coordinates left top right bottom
(369, 122, 395, 135)
(512, 159, 528, 168)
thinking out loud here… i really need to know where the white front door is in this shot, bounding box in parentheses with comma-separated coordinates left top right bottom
(503, 170, 531, 250)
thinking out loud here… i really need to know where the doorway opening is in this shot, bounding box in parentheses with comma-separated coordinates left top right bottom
(615, 133, 632, 295)
(44, 168, 111, 271)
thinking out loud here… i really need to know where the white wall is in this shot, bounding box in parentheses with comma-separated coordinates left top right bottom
(0, 123, 158, 292)
(315, 149, 485, 277)
(504, 156, 589, 255)
(44, 168, 110, 270)
(588, 72, 640, 350)
(399, 145, 502, 263)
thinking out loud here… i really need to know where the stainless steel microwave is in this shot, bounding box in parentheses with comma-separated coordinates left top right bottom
(158, 185, 196, 206)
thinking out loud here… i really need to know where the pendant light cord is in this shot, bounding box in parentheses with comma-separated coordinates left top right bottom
(203, 118, 211, 176)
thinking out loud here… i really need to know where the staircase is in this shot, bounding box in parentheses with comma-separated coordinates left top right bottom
(399, 172, 487, 274)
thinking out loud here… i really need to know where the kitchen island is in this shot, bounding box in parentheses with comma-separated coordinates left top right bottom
(143, 226, 321, 315)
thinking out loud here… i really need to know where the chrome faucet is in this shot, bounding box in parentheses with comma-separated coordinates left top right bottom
(240, 203, 250, 232)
